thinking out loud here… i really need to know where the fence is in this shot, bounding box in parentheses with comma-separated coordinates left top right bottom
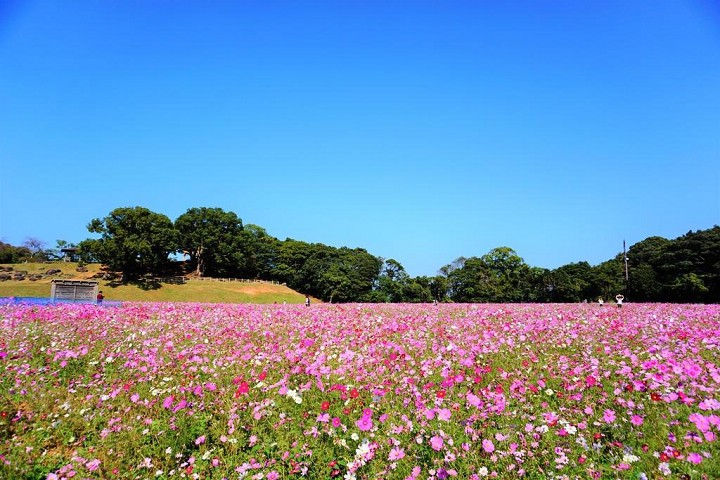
(191, 277, 282, 285)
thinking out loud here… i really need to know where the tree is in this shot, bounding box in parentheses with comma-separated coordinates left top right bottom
(376, 259, 410, 302)
(318, 248, 382, 303)
(478, 247, 531, 302)
(23, 237, 48, 261)
(626, 236, 670, 301)
(548, 262, 593, 302)
(0, 241, 31, 263)
(591, 257, 626, 301)
(270, 240, 382, 302)
(47, 240, 77, 261)
(447, 257, 490, 302)
(81, 206, 178, 281)
(402, 276, 434, 303)
(175, 207, 244, 277)
(429, 275, 449, 302)
(237, 224, 280, 279)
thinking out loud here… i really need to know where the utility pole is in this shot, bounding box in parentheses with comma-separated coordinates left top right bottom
(623, 240, 629, 282)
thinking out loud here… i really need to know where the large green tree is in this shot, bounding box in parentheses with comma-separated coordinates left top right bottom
(237, 224, 280, 279)
(547, 262, 594, 302)
(175, 207, 244, 277)
(270, 240, 382, 302)
(80, 207, 178, 281)
(0, 241, 31, 263)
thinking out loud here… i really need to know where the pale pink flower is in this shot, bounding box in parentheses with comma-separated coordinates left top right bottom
(482, 439, 495, 453)
(388, 447, 405, 461)
(430, 435, 444, 451)
(437, 408, 451, 421)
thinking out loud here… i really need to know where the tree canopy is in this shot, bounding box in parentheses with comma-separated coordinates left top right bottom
(79, 206, 178, 281)
(11, 206, 719, 304)
(175, 207, 245, 278)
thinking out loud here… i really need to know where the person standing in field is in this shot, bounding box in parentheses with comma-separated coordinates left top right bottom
(97, 290, 104, 305)
(305, 295, 310, 307)
(615, 294, 624, 308)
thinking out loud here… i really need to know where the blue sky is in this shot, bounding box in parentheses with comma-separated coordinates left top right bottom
(1, 1, 719, 277)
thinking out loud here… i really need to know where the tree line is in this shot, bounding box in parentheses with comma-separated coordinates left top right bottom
(3, 206, 719, 303)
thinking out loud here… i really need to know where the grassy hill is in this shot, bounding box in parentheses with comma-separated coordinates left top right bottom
(0, 262, 310, 304)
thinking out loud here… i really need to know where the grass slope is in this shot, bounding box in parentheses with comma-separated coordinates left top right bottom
(0, 262, 309, 304)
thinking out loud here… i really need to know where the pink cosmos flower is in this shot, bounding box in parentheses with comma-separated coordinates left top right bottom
(437, 408, 451, 421)
(630, 415, 644, 426)
(482, 439, 495, 453)
(331, 417, 341, 428)
(195, 435, 206, 445)
(698, 399, 720, 411)
(172, 398, 187, 412)
(388, 447, 405, 461)
(356, 415, 373, 431)
(86, 459, 101, 471)
(267, 471, 280, 480)
(687, 453, 703, 464)
(682, 360, 702, 379)
(603, 409, 616, 423)
(430, 435, 444, 451)
(467, 392, 481, 407)
(162, 396, 173, 409)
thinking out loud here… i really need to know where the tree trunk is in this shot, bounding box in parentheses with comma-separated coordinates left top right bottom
(195, 246, 204, 277)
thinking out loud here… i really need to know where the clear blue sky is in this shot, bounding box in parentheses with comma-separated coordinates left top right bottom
(1, 1, 719, 277)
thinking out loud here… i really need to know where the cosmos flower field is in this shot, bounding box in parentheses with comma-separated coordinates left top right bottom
(1, 302, 719, 479)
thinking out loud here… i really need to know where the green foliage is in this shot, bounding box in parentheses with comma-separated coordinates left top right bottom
(81, 206, 179, 281)
(175, 207, 245, 277)
(9, 203, 720, 303)
(446, 248, 532, 303)
(237, 224, 280, 279)
(270, 240, 382, 302)
(0, 241, 31, 263)
(375, 259, 435, 303)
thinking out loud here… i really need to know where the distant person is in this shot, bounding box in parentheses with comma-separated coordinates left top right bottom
(598, 297, 604, 306)
(615, 294, 624, 308)
(97, 290, 104, 305)
(305, 295, 310, 307)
